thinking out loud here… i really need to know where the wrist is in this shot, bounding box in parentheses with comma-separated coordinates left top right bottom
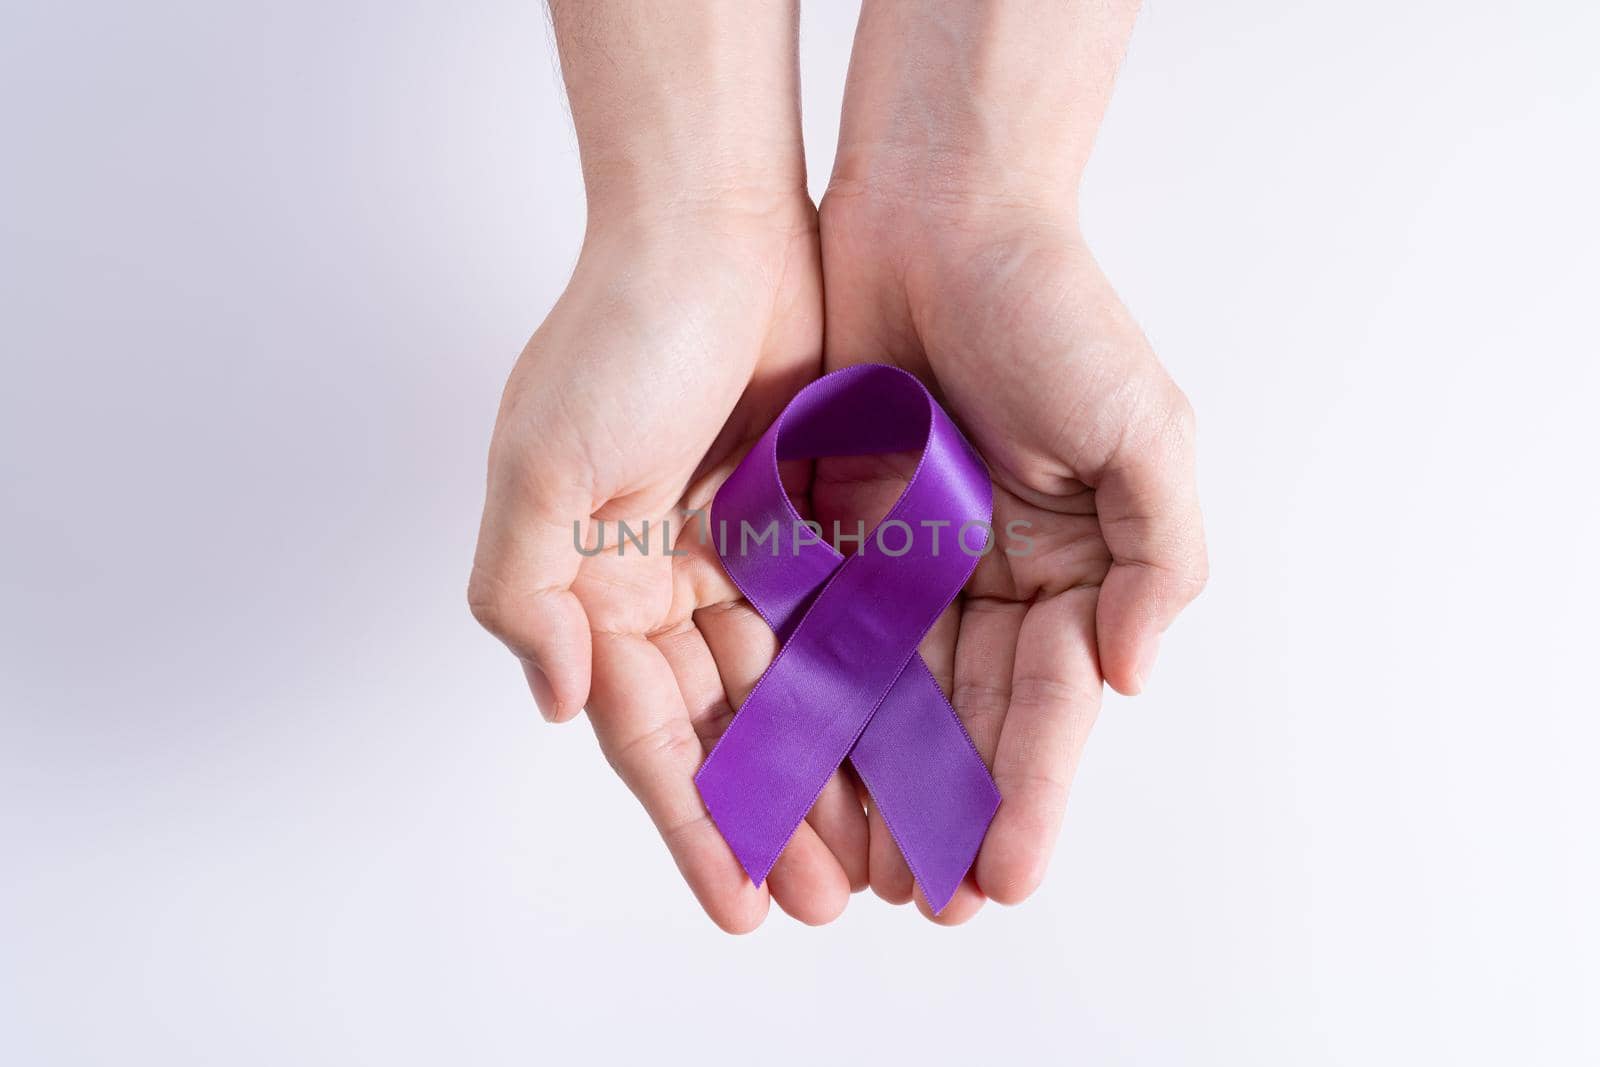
(825, 149, 1080, 233)
(582, 192, 817, 261)
(553, 1, 808, 233)
(828, 0, 1140, 221)
(577, 195, 820, 322)
(583, 175, 812, 242)
(576, 92, 808, 228)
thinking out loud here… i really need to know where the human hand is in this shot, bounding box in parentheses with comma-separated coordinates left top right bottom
(469, 203, 877, 932)
(469, 2, 866, 932)
(815, 0, 1206, 923)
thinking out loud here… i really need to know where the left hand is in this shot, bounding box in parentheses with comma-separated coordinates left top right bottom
(815, 187, 1208, 924)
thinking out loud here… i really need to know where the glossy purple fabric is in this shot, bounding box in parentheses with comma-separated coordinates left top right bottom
(694, 364, 1001, 913)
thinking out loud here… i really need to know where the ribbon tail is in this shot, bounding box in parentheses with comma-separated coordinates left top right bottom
(849, 657, 1001, 913)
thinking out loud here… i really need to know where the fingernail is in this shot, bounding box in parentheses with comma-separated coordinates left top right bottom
(1133, 634, 1162, 693)
(522, 660, 557, 721)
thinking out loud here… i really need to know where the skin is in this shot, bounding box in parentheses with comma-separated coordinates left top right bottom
(470, 0, 1205, 931)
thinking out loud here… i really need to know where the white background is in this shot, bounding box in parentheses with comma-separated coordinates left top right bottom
(3, 2, 1598, 1063)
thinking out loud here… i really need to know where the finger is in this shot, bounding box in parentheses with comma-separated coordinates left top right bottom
(697, 599, 870, 892)
(977, 587, 1102, 906)
(650, 617, 739, 747)
(919, 595, 1027, 922)
(1094, 387, 1207, 695)
(952, 597, 1026, 767)
(653, 617, 849, 925)
(806, 771, 871, 894)
(913, 872, 986, 926)
(766, 822, 852, 926)
(588, 631, 768, 934)
(468, 447, 593, 722)
(865, 799, 914, 905)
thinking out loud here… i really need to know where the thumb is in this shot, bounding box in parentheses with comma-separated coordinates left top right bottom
(1093, 384, 1208, 695)
(468, 435, 594, 723)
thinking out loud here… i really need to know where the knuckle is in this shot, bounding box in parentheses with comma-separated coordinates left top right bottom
(1008, 674, 1086, 718)
(951, 680, 1010, 729)
(1165, 384, 1198, 447)
(1191, 544, 1211, 592)
(604, 718, 701, 783)
(466, 567, 511, 634)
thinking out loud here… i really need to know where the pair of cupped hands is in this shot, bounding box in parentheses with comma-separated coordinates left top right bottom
(469, 164, 1206, 931)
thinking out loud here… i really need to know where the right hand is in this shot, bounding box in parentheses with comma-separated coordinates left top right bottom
(468, 201, 868, 931)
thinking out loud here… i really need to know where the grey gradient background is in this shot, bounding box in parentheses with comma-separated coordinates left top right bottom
(3, 2, 1598, 1063)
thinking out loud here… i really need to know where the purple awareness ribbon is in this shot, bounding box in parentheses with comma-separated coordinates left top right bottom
(694, 364, 1002, 913)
